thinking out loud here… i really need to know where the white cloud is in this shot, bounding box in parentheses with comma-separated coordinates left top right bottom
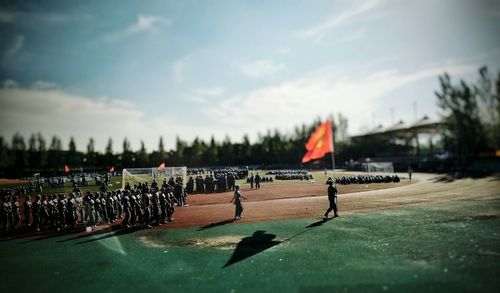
(102, 14, 171, 43)
(0, 84, 215, 152)
(241, 60, 285, 78)
(276, 48, 291, 55)
(299, 0, 379, 42)
(171, 55, 190, 83)
(338, 29, 366, 43)
(5, 35, 24, 57)
(188, 86, 226, 105)
(203, 61, 477, 137)
(2, 79, 18, 89)
(194, 86, 226, 97)
(32, 80, 58, 90)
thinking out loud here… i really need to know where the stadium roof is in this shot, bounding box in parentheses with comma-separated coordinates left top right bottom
(351, 116, 443, 139)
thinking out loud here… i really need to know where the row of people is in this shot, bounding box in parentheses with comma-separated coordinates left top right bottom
(272, 171, 313, 181)
(0, 184, 187, 232)
(334, 174, 400, 185)
(187, 168, 248, 180)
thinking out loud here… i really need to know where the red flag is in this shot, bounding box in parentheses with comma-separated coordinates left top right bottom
(158, 162, 166, 170)
(64, 165, 70, 173)
(302, 120, 334, 163)
(109, 166, 115, 173)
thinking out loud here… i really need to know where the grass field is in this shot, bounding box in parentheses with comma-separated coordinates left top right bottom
(1, 195, 498, 292)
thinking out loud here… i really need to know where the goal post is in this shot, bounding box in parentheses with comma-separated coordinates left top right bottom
(122, 166, 187, 189)
(361, 162, 394, 174)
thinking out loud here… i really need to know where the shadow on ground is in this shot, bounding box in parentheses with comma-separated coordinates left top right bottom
(306, 217, 334, 228)
(198, 219, 235, 231)
(75, 226, 143, 244)
(431, 171, 497, 183)
(223, 230, 281, 268)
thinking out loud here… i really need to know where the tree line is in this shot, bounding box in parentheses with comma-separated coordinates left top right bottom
(0, 114, 350, 177)
(1, 67, 498, 178)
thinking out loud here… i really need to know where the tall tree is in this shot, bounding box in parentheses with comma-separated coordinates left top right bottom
(36, 133, 47, 170)
(121, 138, 134, 167)
(136, 141, 149, 167)
(104, 138, 114, 168)
(475, 66, 500, 150)
(158, 136, 167, 164)
(436, 71, 486, 170)
(28, 134, 38, 171)
(11, 133, 27, 176)
(86, 138, 96, 169)
(0, 137, 11, 176)
(48, 135, 63, 174)
(67, 136, 77, 167)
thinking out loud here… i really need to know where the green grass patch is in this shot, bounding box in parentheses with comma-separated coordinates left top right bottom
(1, 197, 499, 292)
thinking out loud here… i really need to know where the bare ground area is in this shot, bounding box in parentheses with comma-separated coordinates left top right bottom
(165, 173, 500, 228)
(0, 178, 26, 185)
(2, 173, 498, 240)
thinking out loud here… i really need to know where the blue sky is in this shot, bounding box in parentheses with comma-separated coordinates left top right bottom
(1, 0, 500, 151)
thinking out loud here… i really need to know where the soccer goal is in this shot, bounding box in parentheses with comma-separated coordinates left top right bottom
(361, 162, 394, 173)
(122, 166, 187, 189)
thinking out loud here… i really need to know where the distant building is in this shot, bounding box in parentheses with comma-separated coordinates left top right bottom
(349, 116, 444, 171)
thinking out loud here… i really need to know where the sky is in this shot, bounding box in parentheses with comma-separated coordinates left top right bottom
(1, 0, 500, 152)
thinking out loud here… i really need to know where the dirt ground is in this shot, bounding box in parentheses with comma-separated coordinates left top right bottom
(2, 173, 498, 239)
(0, 178, 26, 185)
(163, 173, 499, 229)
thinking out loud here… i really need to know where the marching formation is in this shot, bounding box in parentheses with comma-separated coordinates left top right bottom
(0, 169, 406, 234)
(268, 170, 314, 181)
(335, 174, 400, 185)
(1, 178, 188, 232)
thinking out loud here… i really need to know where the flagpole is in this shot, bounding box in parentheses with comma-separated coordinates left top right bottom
(330, 120, 336, 179)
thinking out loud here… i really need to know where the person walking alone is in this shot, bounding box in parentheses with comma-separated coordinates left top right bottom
(324, 178, 339, 218)
(231, 185, 247, 220)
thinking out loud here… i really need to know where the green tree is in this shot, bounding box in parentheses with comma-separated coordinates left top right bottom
(435, 71, 486, 170)
(11, 133, 27, 176)
(136, 141, 149, 167)
(0, 137, 11, 176)
(104, 138, 115, 168)
(475, 66, 500, 150)
(121, 138, 134, 167)
(67, 136, 77, 167)
(86, 138, 96, 169)
(28, 134, 38, 171)
(48, 135, 63, 174)
(36, 133, 48, 170)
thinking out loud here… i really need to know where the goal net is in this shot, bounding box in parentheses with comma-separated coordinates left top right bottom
(122, 166, 187, 189)
(361, 162, 394, 173)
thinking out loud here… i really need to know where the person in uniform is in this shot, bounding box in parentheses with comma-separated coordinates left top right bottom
(23, 195, 32, 227)
(85, 193, 96, 230)
(32, 195, 42, 231)
(324, 177, 339, 218)
(2, 195, 12, 231)
(40, 196, 50, 230)
(121, 190, 131, 228)
(249, 173, 254, 189)
(159, 189, 167, 224)
(151, 189, 161, 226)
(255, 173, 261, 189)
(230, 185, 247, 220)
(66, 193, 77, 229)
(142, 188, 152, 228)
(57, 194, 67, 231)
(166, 187, 177, 222)
(11, 196, 20, 230)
